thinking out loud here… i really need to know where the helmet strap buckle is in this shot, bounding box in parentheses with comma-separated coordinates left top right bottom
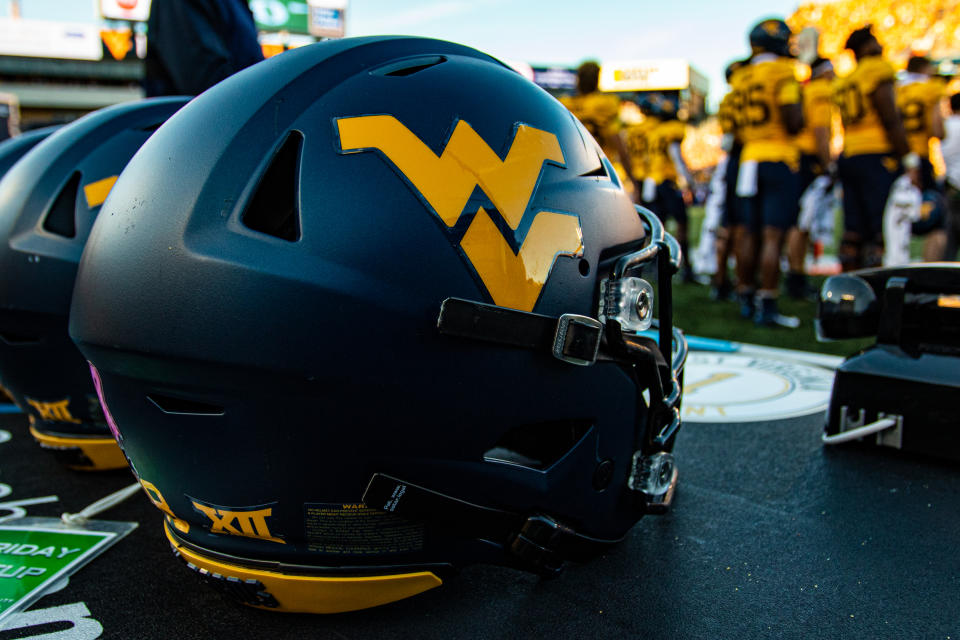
(552, 314, 602, 366)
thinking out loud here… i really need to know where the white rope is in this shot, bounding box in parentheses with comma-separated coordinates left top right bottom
(60, 482, 142, 526)
(821, 418, 897, 445)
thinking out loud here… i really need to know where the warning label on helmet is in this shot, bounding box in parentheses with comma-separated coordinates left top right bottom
(303, 503, 423, 555)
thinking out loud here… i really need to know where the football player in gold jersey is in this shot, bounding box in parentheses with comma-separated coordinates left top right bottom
(832, 26, 916, 271)
(622, 96, 660, 197)
(897, 55, 947, 260)
(786, 56, 835, 299)
(561, 61, 630, 188)
(897, 56, 945, 191)
(711, 59, 748, 301)
(733, 19, 803, 327)
(643, 97, 694, 281)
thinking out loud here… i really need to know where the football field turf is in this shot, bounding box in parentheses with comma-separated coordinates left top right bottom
(672, 206, 873, 357)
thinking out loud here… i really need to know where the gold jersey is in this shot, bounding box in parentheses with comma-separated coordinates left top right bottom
(896, 77, 944, 158)
(732, 56, 801, 167)
(560, 91, 622, 160)
(646, 118, 687, 184)
(832, 56, 896, 156)
(623, 116, 659, 180)
(796, 75, 833, 156)
(717, 91, 738, 138)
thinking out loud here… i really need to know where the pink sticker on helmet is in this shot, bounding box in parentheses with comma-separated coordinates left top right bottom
(88, 362, 121, 444)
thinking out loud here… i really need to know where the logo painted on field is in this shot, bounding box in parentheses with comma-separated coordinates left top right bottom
(682, 352, 835, 422)
(336, 115, 583, 312)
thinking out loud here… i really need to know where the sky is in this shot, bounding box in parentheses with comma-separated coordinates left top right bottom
(344, 0, 802, 107)
(4, 0, 802, 108)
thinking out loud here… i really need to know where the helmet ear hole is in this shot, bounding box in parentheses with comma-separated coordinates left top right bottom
(0, 331, 42, 346)
(43, 171, 81, 238)
(241, 131, 303, 242)
(147, 394, 225, 416)
(483, 421, 591, 471)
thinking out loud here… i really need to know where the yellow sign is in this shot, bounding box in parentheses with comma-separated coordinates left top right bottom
(100, 29, 132, 61)
(336, 115, 582, 311)
(599, 59, 693, 92)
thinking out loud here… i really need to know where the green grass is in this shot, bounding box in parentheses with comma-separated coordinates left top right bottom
(669, 205, 873, 357)
(671, 278, 872, 357)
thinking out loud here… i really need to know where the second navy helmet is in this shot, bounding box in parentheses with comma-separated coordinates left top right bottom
(0, 97, 188, 469)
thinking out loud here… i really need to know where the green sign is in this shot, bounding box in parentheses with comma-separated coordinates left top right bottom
(0, 518, 135, 622)
(249, 0, 310, 34)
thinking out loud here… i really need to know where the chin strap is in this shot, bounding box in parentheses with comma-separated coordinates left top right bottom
(363, 461, 678, 577)
(363, 473, 628, 577)
(437, 297, 606, 366)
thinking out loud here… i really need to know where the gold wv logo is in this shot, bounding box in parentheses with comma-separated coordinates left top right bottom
(336, 115, 583, 312)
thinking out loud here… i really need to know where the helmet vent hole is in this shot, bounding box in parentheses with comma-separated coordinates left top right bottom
(578, 259, 590, 277)
(579, 162, 608, 178)
(375, 55, 447, 77)
(241, 131, 303, 242)
(43, 171, 80, 238)
(484, 421, 591, 471)
(147, 394, 224, 416)
(137, 120, 165, 132)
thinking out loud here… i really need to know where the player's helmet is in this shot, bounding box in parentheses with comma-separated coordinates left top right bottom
(657, 97, 679, 120)
(749, 19, 793, 57)
(634, 95, 654, 115)
(0, 97, 188, 470)
(912, 190, 947, 235)
(0, 126, 60, 177)
(70, 37, 687, 613)
(0, 128, 59, 405)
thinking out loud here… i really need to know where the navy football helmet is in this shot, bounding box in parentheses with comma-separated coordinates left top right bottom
(912, 190, 947, 235)
(70, 37, 686, 613)
(0, 97, 188, 469)
(749, 18, 793, 57)
(0, 127, 60, 406)
(0, 126, 61, 177)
